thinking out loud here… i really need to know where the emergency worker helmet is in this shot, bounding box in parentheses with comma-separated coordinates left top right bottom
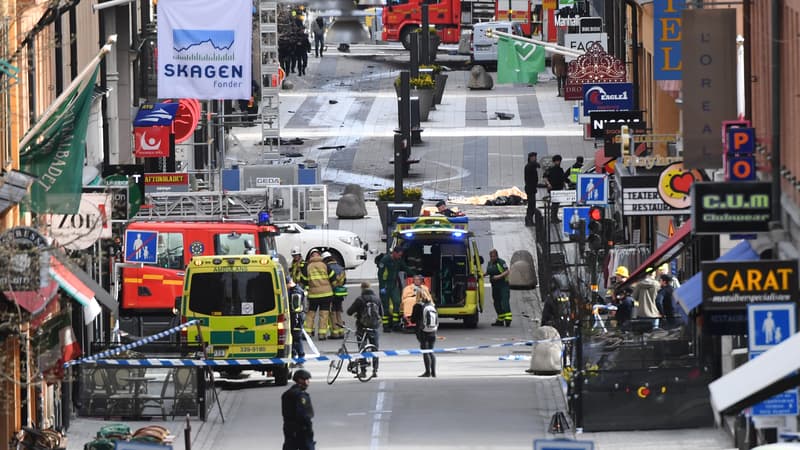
(614, 266, 629, 278)
(291, 246, 302, 256)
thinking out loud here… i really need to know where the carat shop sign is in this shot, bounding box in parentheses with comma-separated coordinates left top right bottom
(157, 0, 252, 100)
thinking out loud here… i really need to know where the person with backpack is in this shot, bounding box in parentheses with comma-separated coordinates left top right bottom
(411, 294, 438, 378)
(347, 282, 383, 378)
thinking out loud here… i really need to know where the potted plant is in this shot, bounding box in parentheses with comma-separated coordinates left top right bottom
(375, 187, 424, 239)
(409, 74, 435, 121)
(422, 64, 448, 105)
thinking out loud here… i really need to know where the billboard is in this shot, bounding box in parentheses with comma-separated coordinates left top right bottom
(157, 0, 252, 99)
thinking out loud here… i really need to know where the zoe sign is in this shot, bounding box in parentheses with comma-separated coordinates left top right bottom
(47, 193, 112, 250)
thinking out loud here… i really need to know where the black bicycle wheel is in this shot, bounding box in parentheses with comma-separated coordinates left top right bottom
(327, 349, 345, 385)
(356, 345, 378, 382)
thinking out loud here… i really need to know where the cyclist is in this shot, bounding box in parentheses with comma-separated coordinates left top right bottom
(346, 281, 383, 378)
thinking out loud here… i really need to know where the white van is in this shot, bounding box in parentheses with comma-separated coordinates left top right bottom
(471, 21, 524, 70)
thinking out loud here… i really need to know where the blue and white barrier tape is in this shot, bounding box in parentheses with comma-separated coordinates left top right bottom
(74, 336, 576, 367)
(64, 319, 200, 368)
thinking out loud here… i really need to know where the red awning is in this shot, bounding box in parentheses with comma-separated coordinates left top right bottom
(623, 218, 693, 284)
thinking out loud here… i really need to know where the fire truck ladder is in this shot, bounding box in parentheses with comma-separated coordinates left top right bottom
(133, 191, 269, 221)
(133, 185, 329, 226)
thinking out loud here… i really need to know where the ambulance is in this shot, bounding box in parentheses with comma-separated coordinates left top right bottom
(390, 215, 484, 327)
(180, 254, 292, 384)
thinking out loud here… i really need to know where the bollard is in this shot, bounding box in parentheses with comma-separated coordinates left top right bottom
(184, 414, 192, 450)
(573, 102, 580, 123)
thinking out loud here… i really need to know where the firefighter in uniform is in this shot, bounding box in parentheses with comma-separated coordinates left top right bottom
(303, 249, 334, 340)
(567, 156, 584, 188)
(485, 249, 512, 327)
(282, 369, 315, 450)
(377, 246, 414, 332)
(290, 247, 307, 288)
(322, 251, 347, 339)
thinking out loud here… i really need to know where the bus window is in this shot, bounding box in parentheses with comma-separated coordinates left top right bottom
(157, 232, 185, 269)
(188, 271, 276, 316)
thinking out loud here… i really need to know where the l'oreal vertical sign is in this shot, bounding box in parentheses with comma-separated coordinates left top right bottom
(653, 0, 685, 80)
(157, 0, 252, 100)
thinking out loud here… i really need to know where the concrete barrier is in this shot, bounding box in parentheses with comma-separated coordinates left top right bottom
(509, 250, 537, 289)
(467, 65, 493, 90)
(336, 184, 368, 219)
(528, 326, 562, 375)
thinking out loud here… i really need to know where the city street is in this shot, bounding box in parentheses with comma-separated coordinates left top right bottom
(65, 46, 735, 450)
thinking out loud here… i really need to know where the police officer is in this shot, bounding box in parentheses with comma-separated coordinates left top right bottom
(377, 246, 414, 332)
(322, 251, 346, 339)
(282, 369, 315, 450)
(290, 247, 307, 288)
(568, 156, 584, 188)
(485, 249, 512, 327)
(304, 249, 335, 340)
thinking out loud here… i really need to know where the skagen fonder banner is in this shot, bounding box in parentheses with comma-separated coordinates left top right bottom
(157, 0, 252, 100)
(681, 9, 736, 169)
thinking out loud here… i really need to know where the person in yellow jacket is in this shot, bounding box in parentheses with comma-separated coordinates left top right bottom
(323, 251, 347, 339)
(289, 246, 307, 288)
(303, 249, 335, 340)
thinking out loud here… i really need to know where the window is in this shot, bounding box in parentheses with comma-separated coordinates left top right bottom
(215, 232, 257, 255)
(157, 232, 184, 269)
(188, 271, 276, 316)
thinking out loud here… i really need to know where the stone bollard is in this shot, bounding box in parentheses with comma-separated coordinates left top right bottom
(467, 65, 494, 90)
(527, 325, 562, 375)
(282, 79, 295, 90)
(336, 184, 368, 219)
(509, 250, 537, 290)
(458, 33, 471, 55)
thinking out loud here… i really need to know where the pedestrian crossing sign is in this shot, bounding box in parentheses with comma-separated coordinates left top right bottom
(747, 302, 796, 352)
(576, 174, 608, 206)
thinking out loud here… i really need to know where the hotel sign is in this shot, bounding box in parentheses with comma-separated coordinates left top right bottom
(653, 0, 685, 80)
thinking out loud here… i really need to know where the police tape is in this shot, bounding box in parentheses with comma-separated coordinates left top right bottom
(64, 320, 200, 369)
(71, 336, 577, 368)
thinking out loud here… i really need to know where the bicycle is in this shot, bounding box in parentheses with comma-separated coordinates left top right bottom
(326, 324, 378, 385)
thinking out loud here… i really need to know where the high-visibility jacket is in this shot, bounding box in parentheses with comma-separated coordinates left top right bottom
(327, 261, 347, 297)
(291, 260, 307, 286)
(305, 255, 334, 299)
(568, 166, 582, 185)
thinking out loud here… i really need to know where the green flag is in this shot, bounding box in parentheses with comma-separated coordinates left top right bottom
(497, 36, 546, 85)
(20, 68, 99, 214)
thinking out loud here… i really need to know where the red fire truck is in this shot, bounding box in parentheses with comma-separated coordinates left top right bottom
(494, 0, 541, 36)
(382, 0, 494, 47)
(116, 192, 281, 339)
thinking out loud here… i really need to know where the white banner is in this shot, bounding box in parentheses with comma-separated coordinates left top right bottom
(157, 0, 252, 100)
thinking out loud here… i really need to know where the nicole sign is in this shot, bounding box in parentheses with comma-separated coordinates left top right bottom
(157, 0, 252, 99)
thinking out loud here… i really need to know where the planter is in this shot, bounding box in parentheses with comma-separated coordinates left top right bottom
(376, 200, 424, 242)
(413, 87, 434, 121)
(433, 73, 448, 105)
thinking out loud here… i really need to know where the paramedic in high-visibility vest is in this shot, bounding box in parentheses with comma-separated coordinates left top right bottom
(323, 251, 347, 339)
(377, 246, 414, 332)
(567, 156, 584, 187)
(485, 249, 512, 327)
(303, 249, 335, 340)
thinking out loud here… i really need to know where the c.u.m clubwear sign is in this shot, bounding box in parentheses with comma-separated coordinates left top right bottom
(157, 0, 252, 100)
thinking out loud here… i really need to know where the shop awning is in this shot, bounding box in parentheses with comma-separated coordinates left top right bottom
(623, 219, 693, 285)
(49, 253, 117, 323)
(709, 330, 800, 416)
(674, 240, 759, 317)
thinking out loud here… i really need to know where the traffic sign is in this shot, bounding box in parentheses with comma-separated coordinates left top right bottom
(576, 174, 607, 205)
(563, 206, 590, 236)
(747, 302, 799, 416)
(534, 439, 594, 450)
(125, 230, 158, 264)
(748, 303, 795, 352)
